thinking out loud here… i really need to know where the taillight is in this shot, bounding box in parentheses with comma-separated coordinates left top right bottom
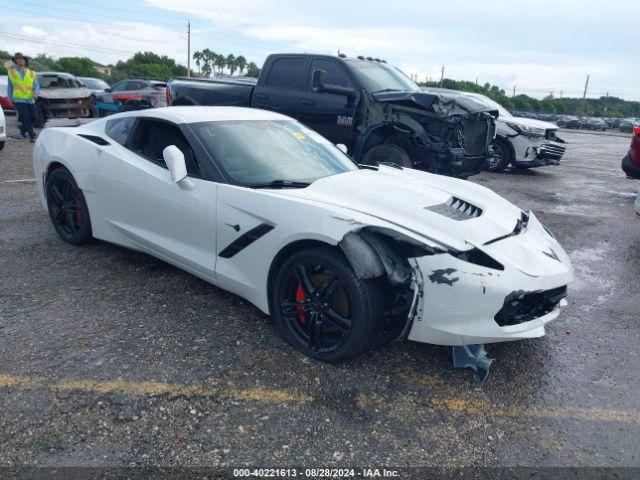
(166, 86, 170, 106)
(634, 126, 640, 136)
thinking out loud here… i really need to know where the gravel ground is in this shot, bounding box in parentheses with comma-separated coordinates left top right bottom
(0, 115, 638, 475)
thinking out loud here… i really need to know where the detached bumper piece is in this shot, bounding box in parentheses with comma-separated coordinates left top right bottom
(494, 286, 568, 327)
(452, 344, 494, 382)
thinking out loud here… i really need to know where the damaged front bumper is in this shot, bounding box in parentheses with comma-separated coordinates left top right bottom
(405, 213, 574, 346)
(510, 132, 567, 168)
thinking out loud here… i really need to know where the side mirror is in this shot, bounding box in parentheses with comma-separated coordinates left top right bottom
(312, 69, 327, 93)
(104, 88, 111, 93)
(163, 145, 192, 189)
(336, 143, 348, 154)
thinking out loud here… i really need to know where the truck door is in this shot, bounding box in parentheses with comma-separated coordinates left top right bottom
(251, 56, 308, 120)
(298, 58, 357, 150)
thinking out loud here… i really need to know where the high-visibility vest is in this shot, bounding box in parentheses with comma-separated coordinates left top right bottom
(8, 67, 36, 101)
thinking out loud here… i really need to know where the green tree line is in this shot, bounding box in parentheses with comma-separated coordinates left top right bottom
(192, 49, 259, 78)
(420, 78, 640, 118)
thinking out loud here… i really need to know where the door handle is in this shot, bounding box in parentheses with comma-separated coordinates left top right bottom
(255, 94, 269, 100)
(301, 100, 316, 106)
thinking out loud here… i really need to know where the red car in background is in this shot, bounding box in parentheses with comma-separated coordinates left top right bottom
(0, 75, 15, 112)
(622, 126, 640, 179)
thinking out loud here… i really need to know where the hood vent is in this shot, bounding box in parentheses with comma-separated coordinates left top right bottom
(426, 196, 483, 221)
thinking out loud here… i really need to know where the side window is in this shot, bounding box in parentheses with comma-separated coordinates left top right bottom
(310, 59, 352, 88)
(105, 117, 136, 145)
(265, 58, 307, 90)
(127, 81, 146, 90)
(110, 81, 127, 93)
(129, 119, 201, 177)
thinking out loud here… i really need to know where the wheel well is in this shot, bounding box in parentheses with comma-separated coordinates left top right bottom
(45, 161, 67, 181)
(266, 239, 338, 313)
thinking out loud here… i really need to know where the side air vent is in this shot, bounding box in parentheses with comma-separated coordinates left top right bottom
(78, 134, 110, 146)
(426, 196, 483, 221)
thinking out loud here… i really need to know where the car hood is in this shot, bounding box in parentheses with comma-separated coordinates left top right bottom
(500, 116, 558, 130)
(373, 90, 499, 117)
(276, 166, 523, 251)
(38, 87, 92, 100)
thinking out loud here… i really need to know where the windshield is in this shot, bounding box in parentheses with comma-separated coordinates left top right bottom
(37, 75, 84, 89)
(192, 120, 359, 186)
(344, 60, 420, 93)
(80, 78, 109, 90)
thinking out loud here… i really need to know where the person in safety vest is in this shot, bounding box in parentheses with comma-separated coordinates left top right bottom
(7, 52, 40, 142)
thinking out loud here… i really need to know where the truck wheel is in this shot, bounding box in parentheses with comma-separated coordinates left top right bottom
(486, 138, 511, 172)
(362, 143, 413, 168)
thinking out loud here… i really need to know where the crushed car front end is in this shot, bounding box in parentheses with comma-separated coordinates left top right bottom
(358, 90, 498, 178)
(406, 211, 573, 346)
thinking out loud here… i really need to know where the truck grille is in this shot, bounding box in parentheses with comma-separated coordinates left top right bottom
(494, 286, 567, 327)
(460, 114, 492, 156)
(539, 143, 566, 161)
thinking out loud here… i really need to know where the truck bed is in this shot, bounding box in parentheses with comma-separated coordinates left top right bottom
(168, 76, 256, 107)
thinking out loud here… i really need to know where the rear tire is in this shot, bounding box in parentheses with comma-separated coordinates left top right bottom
(0, 140, 4, 151)
(361, 143, 413, 168)
(486, 138, 512, 172)
(45, 167, 92, 245)
(272, 247, 384, 362)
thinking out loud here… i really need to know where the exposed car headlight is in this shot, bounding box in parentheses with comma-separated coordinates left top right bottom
(506, 122, 545, 137)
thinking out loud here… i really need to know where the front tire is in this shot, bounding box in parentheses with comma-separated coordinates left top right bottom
(486, 138, 512, 172)
(361, 143, 413, 168)
(45, 167, 92, 245)
(272, 247, 383, 362)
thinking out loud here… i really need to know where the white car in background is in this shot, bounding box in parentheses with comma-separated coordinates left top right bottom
(423, 88, 566, 172)
(33, 107, 573, 362)
(0, 105, 6, 151)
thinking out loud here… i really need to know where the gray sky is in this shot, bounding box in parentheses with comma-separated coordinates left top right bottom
(2, 0, 638, 100)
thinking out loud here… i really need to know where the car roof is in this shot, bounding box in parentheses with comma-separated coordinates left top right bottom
(37, 72, 77, 78)
(114, 106, 293, 124)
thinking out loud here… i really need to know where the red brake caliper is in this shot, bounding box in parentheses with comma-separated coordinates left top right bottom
(295, 284, 307, 325)
(75, 198, 82, 223)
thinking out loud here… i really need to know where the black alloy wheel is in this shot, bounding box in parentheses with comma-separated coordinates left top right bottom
(45, 167, 92, 245)
(273, 247, 383, 362)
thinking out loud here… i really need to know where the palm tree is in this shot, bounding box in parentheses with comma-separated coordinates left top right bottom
(193, 50, 203, 75)
(235, 55, 247, 76)
(201, 48, 214, 77)
(226, 54, 236, 76)
(214, 54, 226, 76)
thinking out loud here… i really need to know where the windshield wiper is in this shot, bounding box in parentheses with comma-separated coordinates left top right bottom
(245, 179, 311, 189)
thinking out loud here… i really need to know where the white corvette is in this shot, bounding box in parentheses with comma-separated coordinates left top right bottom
(33, 107, 574, 361)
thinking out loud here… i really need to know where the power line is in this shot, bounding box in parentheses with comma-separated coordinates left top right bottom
(0, 30, 136, 56)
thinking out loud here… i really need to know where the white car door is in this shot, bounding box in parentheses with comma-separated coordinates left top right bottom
(97, 116, 218, 281)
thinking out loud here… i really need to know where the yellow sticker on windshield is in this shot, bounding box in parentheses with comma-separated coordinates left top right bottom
(292, 131, 306, 141)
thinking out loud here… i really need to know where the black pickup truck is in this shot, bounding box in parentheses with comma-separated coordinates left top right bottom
(167, 54, 498, 177)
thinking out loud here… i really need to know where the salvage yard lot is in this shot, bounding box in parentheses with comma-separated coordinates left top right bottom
(0, 119, 638, 468)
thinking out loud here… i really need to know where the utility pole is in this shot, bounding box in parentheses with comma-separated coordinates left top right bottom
(187, 20, 191, 77)
(604, 92, 609, 118)
(512, 85, 516, 97)
(560, 90, 563, 98)
(582, 74, 590, 100)
(440, 65, 444, 88)
(475, 76, 478, 85)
